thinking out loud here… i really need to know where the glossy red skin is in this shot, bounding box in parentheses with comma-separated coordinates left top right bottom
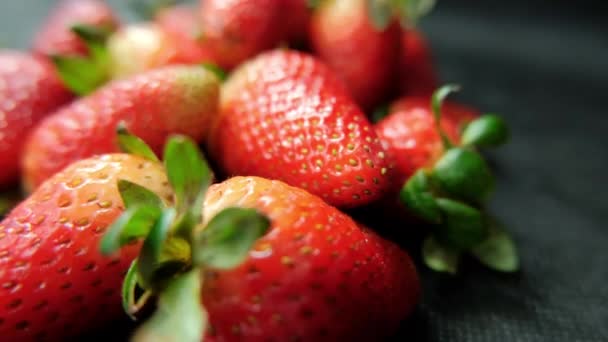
(0, 51, 72, 188)
(375, 96, 479, 189)
(202, 176, 420, 341)
(284, 0, 312, 44)
(310, 0, 401, 111)
(32, 0, 119, 56)
(0, 154, 171, 342)
(399, 29, 438, 96)
(210, 50, 391, 208)
(199, 0, 286, 70)
(23, 65, 219, 190)
(155, 4, 213, 65)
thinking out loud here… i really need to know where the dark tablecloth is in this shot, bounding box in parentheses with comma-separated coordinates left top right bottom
(1, 0, 606, 341)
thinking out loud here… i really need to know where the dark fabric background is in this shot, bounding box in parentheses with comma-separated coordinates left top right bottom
(1, 0, 607, 341)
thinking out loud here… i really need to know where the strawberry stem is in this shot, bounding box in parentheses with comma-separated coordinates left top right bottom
(431, 84, 460, 149)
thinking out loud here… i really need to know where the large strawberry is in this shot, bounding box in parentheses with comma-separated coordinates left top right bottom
(32, 0, 119, 57)
(208, 50, 391, 208)
(0, 51, 72, 188)
(310, 0, 401, 111)
(399, 28, 438, 96)
(22, 65, 220, 190)
(375, 85, 517, 274)
(0, 151, 172, 341)
(198, 0, 286, 70)
(99, 137, 420, 341)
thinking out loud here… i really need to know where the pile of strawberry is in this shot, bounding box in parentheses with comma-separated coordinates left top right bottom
(0, 0, 518, 341)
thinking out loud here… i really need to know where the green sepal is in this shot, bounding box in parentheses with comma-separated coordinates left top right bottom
(51, 54, 108, 96)
(422, 236, 460, 274)
(307, 0, 322, 10)
(163, 135, 213, 237)
(137, 208, 178, 289)
(116, 125, 160, 162)
(434, 198, 487, 250)
(99, 205, 162, 255)
(131, 269, 206, 342)
(201, 63, 227, 82)
(400, 170, 442, 224)
(461, 114, 510, 148)
(122, 260, 153, 320)
(366, 0, 395, 31)
(433, 148, 495, 203)
(118, 180, 164, 210)
(395, 0, 437, 26)
(471, 219, 519, 272)
(371, 104, 390, 123)
(193, 207, 270, 269)
(52, 24, 112, 95)
(431, 84, 460, 149)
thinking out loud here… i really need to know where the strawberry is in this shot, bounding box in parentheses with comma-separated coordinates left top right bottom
(310, 0, 401, 111)
(375, 85, 517, 274)
(399, 28, 438, 96)
(376, 95, 478, 188)
(0, 51, 72, 188)
(32, 0, 119, 57)
(0, 153, 172, 341)
(106, 5, 212, 80)
(22, 65, 220, 190)
(99, 135, 420, 341)
(208, 50, 391, 208)
(198, 0, 286, 70)
(284, 0, 312, 45)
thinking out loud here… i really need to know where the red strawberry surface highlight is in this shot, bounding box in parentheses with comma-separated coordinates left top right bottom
(209, 50, 391, 208)
(0, 51, 72, 188)
(0, 154, 171, 341)
(22, 65, 220, 190)
(310, 0, 401, 110)
(32, 0, 119, 57)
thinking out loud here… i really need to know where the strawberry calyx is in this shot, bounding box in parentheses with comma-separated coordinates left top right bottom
(100, 129, 270, 341)
(400, 85, 518, 274)
(51, 23, 114, 95)
(365, 0, 437, 30)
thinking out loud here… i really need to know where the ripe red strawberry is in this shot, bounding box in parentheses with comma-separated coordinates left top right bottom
(201, 176, 419, 341)
(198, 0, 286, 70)
(22, 65, 220, 190)
(0, 153, 171, 341)
(208, 50, 391, 208)
(32, 0, 119, 57)
(374, 86, 515, 274)
(0, 51, 72, 188)
(310, 0, 401, 110)
(399, 28, 438, 96)
(107, 174, 420, 341)
(377, 96, 478, 188)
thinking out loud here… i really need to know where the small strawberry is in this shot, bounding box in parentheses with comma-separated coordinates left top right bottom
(376, 85, 517, 274)
(22, 65, 220, 190)
(0, 51, 72, 188)
(208, 50, 391, 208)
(198, 0, 286, 70)
(399, 28, 438, 96)
(99, 137, 420, 341)
(32, 0, 119, 57)
(310, 0, 401, 111)
(0, 151, 172, 341)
